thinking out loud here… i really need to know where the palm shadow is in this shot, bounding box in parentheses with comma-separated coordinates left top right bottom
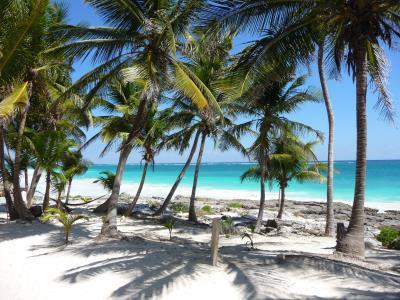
(60, 236, 256, 299)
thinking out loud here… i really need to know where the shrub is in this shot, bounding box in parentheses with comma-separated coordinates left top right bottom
(147, 200, 158, 210)
(162, 216, 176, 240)
(170, 202, 189, 214)
(377, 227, 400, 247)
(221, 216, 235, 237)
(228, 202, 242, 209)
(201, 205, 213, 214)
(41, 208, 88, 244)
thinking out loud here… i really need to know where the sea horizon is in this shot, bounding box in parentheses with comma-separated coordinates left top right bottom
(29, 160, 400, 211)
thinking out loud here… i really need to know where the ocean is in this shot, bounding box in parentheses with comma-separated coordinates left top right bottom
(57, 160, 400, 209)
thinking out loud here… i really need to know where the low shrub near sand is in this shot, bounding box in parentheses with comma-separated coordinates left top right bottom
(377, 227, 400, 247)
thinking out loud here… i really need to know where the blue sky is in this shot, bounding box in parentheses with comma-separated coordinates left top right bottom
(64, 0, 400, 164)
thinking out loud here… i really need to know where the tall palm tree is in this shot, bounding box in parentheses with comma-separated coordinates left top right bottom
(239, 74, 322, 232)
(208, 0, 399, 258)
(51, 0, 224, 237)
(0, 0, 51, 220)
(155, 33, 249, 219)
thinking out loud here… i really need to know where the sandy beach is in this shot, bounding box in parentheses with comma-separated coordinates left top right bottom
(1, 195, 399, 299)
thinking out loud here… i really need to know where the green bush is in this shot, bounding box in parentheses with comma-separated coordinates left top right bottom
(162, 216, 176, 240)
(377, 227, 400, 247)
(147, 200, 158, 210)
(170, 202, 189, 213)
(228, 202, 242, 209)
(201, 205, 213, 214)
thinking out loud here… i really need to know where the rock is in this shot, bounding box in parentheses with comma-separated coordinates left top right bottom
(266, 219, 278, 228)
(264, 227, 277, 235)
(117, 203, 129, 215)
(29, 205, 42, 217)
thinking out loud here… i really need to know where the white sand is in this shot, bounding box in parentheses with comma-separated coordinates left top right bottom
(1, 211, 399, 300)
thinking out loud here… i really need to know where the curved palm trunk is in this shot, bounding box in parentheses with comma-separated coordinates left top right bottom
(318, 42, 335, 237)
(255, 159, 266, 232)
(100, 145, 133, 237)
(0, 129, 18, 220)
(26, 165, 42, 207)
(155, 130, 201, 216)
(336, 46, 368, 258)
(95, 94, 151, 216)
(125, 161, 149, 217)
(56, 191, 62, 209)
(12, 106, 34, 220)
(43, 170, 51, 212)
(277, 183, 286, 219)
(65, 177, 73, 205)
(188, 132, 207, 222)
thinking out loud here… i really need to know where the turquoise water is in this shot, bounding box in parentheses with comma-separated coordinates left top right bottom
(78, 160, 400, 204)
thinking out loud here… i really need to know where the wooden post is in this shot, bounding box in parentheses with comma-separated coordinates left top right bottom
(211, 218, 220, 266)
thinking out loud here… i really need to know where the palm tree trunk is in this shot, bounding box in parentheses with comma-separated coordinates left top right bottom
(318, 42, 335, 237)
(125, 161, 149, 217)
(43, 169, 51, 212)
(255, 159, 266, 232)
(277, 183, 286, 219)
(100, 144, 133, 237)
(56, 191, 62, 209)
(65, 177, 73, 205)
(26, 165, 42, 208)
(0, 128, 18, 220)
(155, 130, 201, 216)
(188, 132, 207, 222)
(12, 106, 34, 220)
(336, 45, 368, 258)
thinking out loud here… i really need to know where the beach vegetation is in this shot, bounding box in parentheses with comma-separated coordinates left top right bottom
(41, 208, 88, 244)
(161, 216, 176, 240)
(228, 202, 242, 209)
(201, 205, 213, 214)
(377, 227, 400, 248)
(170, 202, 189, 214)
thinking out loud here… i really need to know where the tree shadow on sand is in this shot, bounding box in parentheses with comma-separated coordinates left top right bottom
(58, 236, 255, 299)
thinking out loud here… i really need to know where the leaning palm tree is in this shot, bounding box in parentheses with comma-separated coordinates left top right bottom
(155, 32, 249, 220)
(239, 74, 322, 232)
(208, 0, 399, 258)
(50, 0, 224, 237)
(125, 108, 166, 216)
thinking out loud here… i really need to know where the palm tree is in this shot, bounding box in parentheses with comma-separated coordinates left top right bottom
(52, 171, 68, 209)
(155, 33, 249, 220)
(238, 74, 322, 232)
(93, 171, 116, 193)
(32, 130, 75, 211)
(125, 108, 166, 216)
(62, 151, 92, 205)
(209, 0, 399, 258)
(50, 0, 223, 236)
(242, 135, 326, 219)
(0, 0, 52, 220)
